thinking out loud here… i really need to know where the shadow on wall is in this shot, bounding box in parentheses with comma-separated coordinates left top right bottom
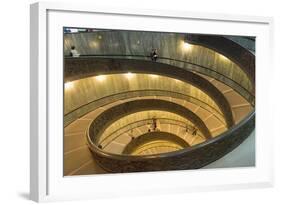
(17, 192, 29, 200)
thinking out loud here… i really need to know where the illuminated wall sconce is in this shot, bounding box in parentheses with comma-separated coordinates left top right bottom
(149, 74, 159, 78)
(125, 72, 135, 79)
(183, 35, 193, 50)
(183, 41, 192, 49)
(96, 75, 106, 82)
(64, 81, 74, 90)
(90, 41, 98, 48)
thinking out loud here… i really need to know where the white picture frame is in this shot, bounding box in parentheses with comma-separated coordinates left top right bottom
(30, 2, 274, 202)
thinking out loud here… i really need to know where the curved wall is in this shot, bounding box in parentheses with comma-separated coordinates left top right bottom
(100, 110, 194, 141)
(102, 119, 206, 154)
(185, 34, 255, 88)
(64, 59, 236, 128)
(123, 132, 190, 155)
(99, 110, 205, 154)
(64, 31, 253, 93)
(65, 74, 220, 113)
(203, 130, 255, 168)
(225, 36, 255, 53)
(131, 142, 182, 155)
(88, 112, 255, 173)
(63, 31, 255, 175)
(87, 99, 212, 144)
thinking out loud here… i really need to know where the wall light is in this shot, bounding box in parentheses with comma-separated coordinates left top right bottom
(125, 72, 135, 79)
(183, 41, 192, 50)
(90, 41, 98, 48)
(149, 74, 159, 78)
(182, 34, 193, 51)
(96, 75, 106, 82)
(64, 81, 74, 90)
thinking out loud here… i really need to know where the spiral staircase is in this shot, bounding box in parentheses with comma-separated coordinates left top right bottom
(63, 30, 255, 176)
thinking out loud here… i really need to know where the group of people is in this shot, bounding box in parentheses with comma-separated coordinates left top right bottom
(97, 121, 197, 150)
(148, 118, 159, 133)
(186, 125, 198, 136)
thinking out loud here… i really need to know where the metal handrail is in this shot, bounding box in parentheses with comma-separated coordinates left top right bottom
(65, 54, 255, 104)
(64, 89, 226, 128)
(85, 110, 254, 172)
(87, 109, 254, 161)
(100, 118, 205, 149)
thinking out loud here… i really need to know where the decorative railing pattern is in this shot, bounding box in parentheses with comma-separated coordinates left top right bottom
(64, 57, 235, 128)
(100, 118, 204, 149)
(87, 111, 255, 172)
(88, 99, 212, 145)
(65, 55, 255, 105)
(64, 34, 255, 173)
(64, 89, 226, 127)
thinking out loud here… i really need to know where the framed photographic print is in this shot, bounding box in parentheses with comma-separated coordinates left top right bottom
(30, 2, 274, 202)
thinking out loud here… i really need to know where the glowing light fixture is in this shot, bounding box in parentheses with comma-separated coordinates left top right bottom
(96, 75, 106, 82)
(125, 72, 135, 79)
(183, 41, 192, 50)
(64, 81, 74, 90)
(98, 35, 102, 40)
(183, 35, 193, 50)
(90, 41, 98, 48)
(149, 74, 159, 78)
